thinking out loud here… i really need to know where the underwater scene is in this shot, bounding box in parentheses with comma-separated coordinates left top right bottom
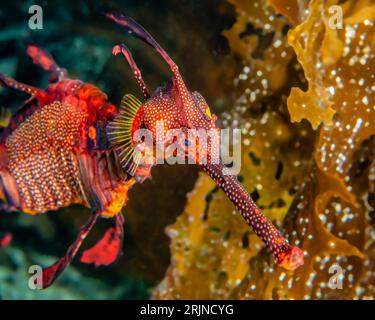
(0, 0, 374, 301)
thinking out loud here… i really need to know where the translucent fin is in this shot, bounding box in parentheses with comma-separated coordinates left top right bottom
(107, 94, 143, 176)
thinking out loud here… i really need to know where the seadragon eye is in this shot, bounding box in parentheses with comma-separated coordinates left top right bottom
(184, 139, 192, 146)
(191, 91, 212, 120)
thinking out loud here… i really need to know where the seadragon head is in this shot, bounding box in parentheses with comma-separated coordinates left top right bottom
(105, 13, 221, 175)
(106, 12, 304, 271)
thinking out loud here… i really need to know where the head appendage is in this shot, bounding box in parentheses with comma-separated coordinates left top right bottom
(0, 73, 46, 102)
(106, 12, 304, 271)
(106, 12, 176, 70)
(112, 43, 150, 100)
(106, 12, 199, 125)
(26, 44, 67, 81)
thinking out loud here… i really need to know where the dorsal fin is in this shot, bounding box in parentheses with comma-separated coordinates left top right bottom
(107, 94, 143, 176)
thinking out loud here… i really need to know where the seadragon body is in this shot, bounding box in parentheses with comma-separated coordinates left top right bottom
(0, 78, 131, 217)
(0, 13, 304, 289)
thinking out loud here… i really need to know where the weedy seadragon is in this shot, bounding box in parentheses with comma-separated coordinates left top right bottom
(0, 13, 304, 288)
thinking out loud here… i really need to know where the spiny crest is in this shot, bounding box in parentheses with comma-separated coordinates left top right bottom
(107, 94, 143, 176)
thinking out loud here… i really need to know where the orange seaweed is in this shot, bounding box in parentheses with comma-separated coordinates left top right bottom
(154, 0, 374, 300)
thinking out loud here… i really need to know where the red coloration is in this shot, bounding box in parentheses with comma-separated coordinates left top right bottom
(80, 228, 120, 266)
(103, 103, 117, 118)
(202, 162, 304, 268)
(0, 43, 129, 288)
(0, 12, 305, 291)
(0, 73, 47, 104)
(278, 246, 305, 271)
(112, 44, 150, 99)
(80, 213, 124, 267)
(27, 45, 67, 81)
(27, 46, 54, 72)
(108, 12, 304, 271)
(88, 126, 97, 140)
(131, 108, 143, 144)
(0, 233, 12, 248)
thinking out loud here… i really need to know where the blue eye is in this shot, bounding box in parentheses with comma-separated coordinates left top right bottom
(184, 139, 192, 146)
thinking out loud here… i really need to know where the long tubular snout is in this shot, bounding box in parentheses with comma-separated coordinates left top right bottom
(201, 162, 304, 271)
(106, 11, 304, 271)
